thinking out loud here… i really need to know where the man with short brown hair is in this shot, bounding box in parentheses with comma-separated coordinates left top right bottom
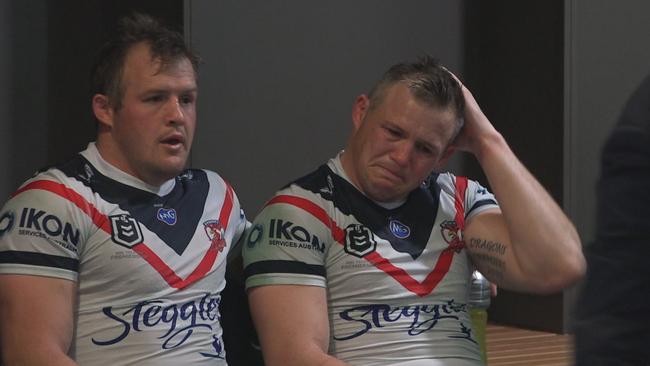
(0, 14, 247, 365)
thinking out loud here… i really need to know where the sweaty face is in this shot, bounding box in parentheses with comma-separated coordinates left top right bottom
(99, 42, 197, 186)
(343, 83, 459, 203)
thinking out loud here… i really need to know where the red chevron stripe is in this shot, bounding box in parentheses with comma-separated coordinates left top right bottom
(14, 179, 234, 289)
(266, 180, 467, 297)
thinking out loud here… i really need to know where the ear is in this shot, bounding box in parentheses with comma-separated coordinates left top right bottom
(351, 94, 370, 131)
(92, 94, 114, 127)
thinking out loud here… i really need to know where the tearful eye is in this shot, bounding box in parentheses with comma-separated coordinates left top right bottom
(384, 127, 402, 137)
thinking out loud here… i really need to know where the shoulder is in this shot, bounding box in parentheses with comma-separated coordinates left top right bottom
(8, 155, 91, 205)
(433, 172, 499, 218)
(190, 169, 247, 224)
(281, 164, 332, 193)
(181, 168, 222, 184)
(253, 164, 336, 228)
(183, 169, 239, 198)
(259, 164, 334, 207)
(434, 172, 456, 196)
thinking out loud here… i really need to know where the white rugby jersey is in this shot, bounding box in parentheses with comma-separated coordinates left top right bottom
(243, 154, 498, 366)
(0, 143, 247, 365)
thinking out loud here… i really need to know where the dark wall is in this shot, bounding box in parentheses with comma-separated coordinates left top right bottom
(2, 1, 49, 200)
(464, 1, 565, 332)
(45, 1, 184, 164)
(0, 0, 182, 200)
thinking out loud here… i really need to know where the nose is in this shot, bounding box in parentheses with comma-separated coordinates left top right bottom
(390, 141, 412, 166)
(165, 97, 186, 125)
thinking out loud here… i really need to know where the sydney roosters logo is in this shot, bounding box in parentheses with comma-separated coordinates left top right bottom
(440, 220, 465, 253)
(203, 220, 226, 252)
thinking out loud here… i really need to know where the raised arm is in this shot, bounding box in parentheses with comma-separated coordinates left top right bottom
(0, 274, 78, 365)
(248, 284, 349, 366)
(456, 82, 585, 294)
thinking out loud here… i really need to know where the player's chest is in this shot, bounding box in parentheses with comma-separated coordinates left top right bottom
(78, 192, 238, 291)
(324, 199, 468, 298)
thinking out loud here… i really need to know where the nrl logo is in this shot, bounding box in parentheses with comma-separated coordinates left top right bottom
(203, 220, 227, 253)
(109, 214, 144, 248)
(440, 220, 464, 253)
(343, 224, 376, 258)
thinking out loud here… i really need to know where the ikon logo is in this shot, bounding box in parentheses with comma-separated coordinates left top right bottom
(269, 219, 325, 252)
(0, 211, 14, 237)
(17, 207, 80, 245)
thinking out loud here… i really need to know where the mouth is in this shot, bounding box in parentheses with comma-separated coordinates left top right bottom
(160, 133, 186, 149)
(375, 165, 403, 183)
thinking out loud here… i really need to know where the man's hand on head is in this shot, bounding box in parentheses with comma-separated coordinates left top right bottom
(441, 68, 502, 160)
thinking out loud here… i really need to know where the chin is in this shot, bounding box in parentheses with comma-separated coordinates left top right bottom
(363, 180, 403, 202)
(155, 162, 187, 181)
(365, 187, 403, 203)
(168, 164, 187, 177)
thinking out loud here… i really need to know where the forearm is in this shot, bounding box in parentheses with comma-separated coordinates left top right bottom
(474, 133, 585, 292)
(1, 319, 78, 366)
(315, 355, 351, 366)
(0, 275, 77, 366)
(249, 285, 349, 366)
(263, 345, 349, 366)
(2, 348, 78, 366)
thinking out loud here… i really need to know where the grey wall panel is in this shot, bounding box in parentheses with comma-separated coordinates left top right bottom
(465, 1, 566, 333)
(0, 2, 50, 200)
(189, 0, 465, 214)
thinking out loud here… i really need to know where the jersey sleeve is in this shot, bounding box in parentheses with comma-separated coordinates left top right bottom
(242, 190, 330, 290)
(0, 176, 88, 282)
(227, 210, 250, 262)
(201, 169, 250, 262)
(464, 178, 499, 220)
(437, 173, 499, 221)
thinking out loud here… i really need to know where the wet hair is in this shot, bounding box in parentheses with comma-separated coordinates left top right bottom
(90, 13, 199, 110)
(368, 55, 465, 132)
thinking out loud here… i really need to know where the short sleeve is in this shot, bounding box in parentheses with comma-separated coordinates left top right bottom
(226, 208, 250, 262)
(243, 192, 331, 290)
(0, 179, 86, 282)
(464, 179, 499, 220)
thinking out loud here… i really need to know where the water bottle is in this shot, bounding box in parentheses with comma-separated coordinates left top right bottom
(469, 271, 491, 364)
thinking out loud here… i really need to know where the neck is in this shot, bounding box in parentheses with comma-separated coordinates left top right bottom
(339, 149, 360, 190)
